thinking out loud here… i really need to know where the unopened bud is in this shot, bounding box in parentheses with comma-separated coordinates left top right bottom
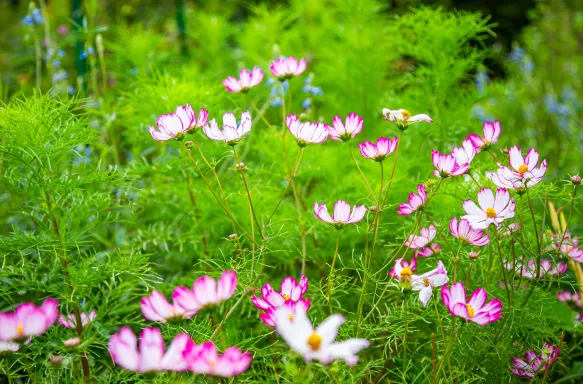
(235, 162, 245, 170)
(571, 175, 581, 185)
(503, 148, 510, 155)
(468, 251, 480, 260)
(369, 206, 378, 212)
(228, 233, 238, 240)
(184, 141, 194, 149)
(63, 337, 81, 348)
(49, 355, 64, 366)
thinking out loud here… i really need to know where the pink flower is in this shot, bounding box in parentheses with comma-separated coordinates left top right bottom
(287, 114, 329, 146)
(259, 300, 310, 327)
(506, 258, 567, 279)
(172, 270, 237, 313)
(358, 136, 398, 162)
(270, 56, 307, 80)
(405, 225, 436, 249)
(501, 223, 520, 237)
(554, 244, 583, 262)
(183, 341, 251, 377)
(411, 260, 449, 307)
(203, 111, 252, 146)
(452, 139, 477, 168)
(0, 341, 20, 353)
(252, 275, 311, 327)
(441, 282, 502, 325)
(108, 327, 192, 373)
(557, 291, 581, 308)
(313, 200, 366, 228)
(329, 113, 363, 141)
(58, 311, 96, 328)
(0, 298, 58, 341)
(382, 108, 432, 130)
(397, 184, 427, 216)
(511, 343, 560, 379)
(389, 258, 417, 289)
(141, 291, 195, 323)
(149, 104, 208, 141)
(489, 146, 547, 188)
(468, 120, 501, 151)
(462, 188, 515, 229)
(432, 150, 469, 178)
(222, 67, 264, 93)
(415, 243, 441, 257)
(57, 25, 69, 35)
(449, 217, 490, 246)
(63, 337, 81, 347)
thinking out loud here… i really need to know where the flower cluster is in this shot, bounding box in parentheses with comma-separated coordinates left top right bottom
(511, 343, 560, 379)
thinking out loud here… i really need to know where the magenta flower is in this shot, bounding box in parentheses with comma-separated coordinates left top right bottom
(452, 139, 477, 168)
(358, 136, 398, 162)
(382, 108, 432, 130)
(58, 311, 96, 328)
(462, 188, 515, 229)
(415, 243, 441, 257)
(259, 300, 310, 327)
(203, 111, 252, 146)
(329, 113, 363, 141)
(313, 200, 366, 229)
(149, 104, 208, 141)
(397, 184, 427, 216)
(489, 147, 547, 189)
(557, 291, 581, 308)
(287, 114, 329, 146)
(389, 258, 417, 290)
(270, 56, 307, 80)
(511, 343, 560, 379)
(405, 225, 436, 249)
(252, 275, 311, 327)
(441, 282, 502, 325)
(141, 291, 195, 323)
(449, 217, 490, 246)
(411, 260, 449, 307)
(183, 341, 251, 377)
(108, 327, 192, 373)
(432, 150, 469, 178)
(506, 258, 567, 279)
(468, 120, 501, 151)
(222, 67, 264, 93)
(0, 298, 58, 341)
(172, 270, 237, 314)
(555, 244, 583, 262)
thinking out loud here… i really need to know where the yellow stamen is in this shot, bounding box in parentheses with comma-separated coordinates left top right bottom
(466, 304, 475, 318)
(567, 246, 573, 253)
(209, 359, 216, 372)
(518, 164, 529, 176)
(401, 110, 411, 120)
(282, 294, 291, 301)
(423, 278, 430, 287)
(288, 313, 294, 320)
(17, 324, 24, 336)
(400, 266, 413, 278)
(307, 332, 323, 351)
(485, 208, 497, 218)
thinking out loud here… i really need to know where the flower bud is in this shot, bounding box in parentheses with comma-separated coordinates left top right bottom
(49, 355, 64, 366)
(468, 251, 480, 260)
(235, 162, 245, 170)
(228, 233, 238, 240)
(184, 140, 194, 149)
(503, 148, 510, 155)
(369, 206, 378, 212)
(63, 337, 81, 348)
(571, 175, 581, 185)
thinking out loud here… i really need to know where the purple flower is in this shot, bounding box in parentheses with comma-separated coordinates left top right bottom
(58, 311, 96, 328)
(252, 275, 311, 327)
(405, 225, 436, 249)
(432, 150, 469, 178)
(172, 271, 237, 314)
(506, 257, 567, 279)
(511, 343, 560, 379)
(411, 260, 449, 307)
(183, 341, 252, 377)
(382, 108, 432, 130)
(488, 146, 547, 189)
(287, 114, 329, 146)
(0, 299, 58, 341)
(141, 291, 195, 323)
(462, 188, 515, 229)
(270, 56, 307, 80)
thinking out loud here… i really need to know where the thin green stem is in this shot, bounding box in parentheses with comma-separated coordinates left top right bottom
(525, 186, 542, 277)
(250, 99, 275, 130)
(233, 146, 264, 239)
(266, 148, 305, 225)
(3, 358, 12, 384)
(328, 231, 342, 314)
(493, 228, 512, 304)
(210, 292, 248, 340)
(348, 144, 376, 203)
(402, 297, 409, 374)
(381, 132, 403, 207)
(33, 27, 42, 89)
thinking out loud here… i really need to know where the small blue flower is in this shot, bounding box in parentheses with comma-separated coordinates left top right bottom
(79, 47, 95, 60)
(22, 15, 34, 26)
(52, 59, 61, 68)
(509, 47, 524, 62)
(58, 49, 66, 57)
(67, 86, 76, 95)
(52, 70, 69, 83)
(474, 69, 488, 93)
(310, 86, 323, 96)
(302, 98, 312, 109)
(22, 8, 45, 26)
(270, 97, 283, 107)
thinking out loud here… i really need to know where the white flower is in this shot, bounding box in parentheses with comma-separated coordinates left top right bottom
(411, 260, 449, 307)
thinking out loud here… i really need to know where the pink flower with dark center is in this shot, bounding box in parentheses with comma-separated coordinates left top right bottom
(441, 282, 502, 325)
(222, 67, 264, 93)
(405, 225, 436, 249)
(397, 184, 426, 216)
(358, 136, 398, 162)
(149, 104, 208, 141)
(506, 257, 567, 279)
(287, 114, 329, 146)
(382, 108, 432, 130)
(554, 244, 583, 263)
(270, 56, 307, 80)
(468, 120, 501, 151)
(0, 298, 58, 341)
(462, 188, 515, 229)
(449, 217, 490, 246)
(313, 200, 366, 229)
(452, 139, 477, 168)
(183, 341, 252, 377)
(411, 260, 449, 307)
(58, 311, 96, 328)
(141, 291, 195, 323)
(172, 271, 237, 314)
(511, 343, 560, 379)
(415, 243, 441, 257)
(557, 291, 581, 308)
(203, 111, 252, 146)
(108, 327, 192, 373)
(432, 150, 469, 178)
(329, 113, 363, 141)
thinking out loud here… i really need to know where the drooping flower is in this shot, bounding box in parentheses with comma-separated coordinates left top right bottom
(511, 343, 560, 379)
(0, 298, 58, 341)
(452, 139, 477, 168)
(411, 260, 449, 307)
(415, 243, 441, 258)
(432, 150, 469, 178)
(313, 200, 366, 229)
(449, 217, 490, 246)
(222, 67, 264, 93)
(554, 244, 583, 263)
(108, 327, 192, 373)
(275, 303, 369, 366)
(203, 112, 252, 146)
(382, 108, 432, 130)
(58, 311, 97, 329)
(252, 275, 311, 327)
(149, 104, 208, 141)
(172, 271, 237, 314)
(506, 258, 567, 279)
(141, 291, 195, 323)
(441, 282, 502, 325)
(358, 136, 398, 162)
(328, 113, 363, 141)
(397, 184, 427, 216)
(183, 341, 251, 377)
(462, 188, 515, 229)
(287, 114, 329, 146)
(468, 120, 501, 151)
(270, 56, 307, 80)
(405, 225, 436, 249)
(557, 291, 581, 308)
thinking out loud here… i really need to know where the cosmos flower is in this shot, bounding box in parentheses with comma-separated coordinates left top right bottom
(203, 112, 252, 146)
(432, 151, 469, 178)
(554, 244, 583, 262)
(411, 260, 449, 307)
(397, 184, 427, 216)
(501, 223, 520, 237)
(358, 136, 398, 162)
(172, 271, 237, 314)
(0, 298, 58, 341)
(557, 291, 581, 308)
(252, 275, 311, 327)
(222, 67, 264, 93)
(149, 104, 208, 141)
(389, 258, 417, 290)
(415, 243, 441, 258)
(313, 200, 366, 229)
(328, 113, 363, 141)
(405, 225, 437, 249)
(441, 282, 502, 325)
(270, 56, 307, 80)
(275, 303, 369, 366)
(141, 291, 195, 323)
(462, 188, 515, 229)
(382, 108, 433, 130)
(259, 300, 310, 327)
(468, 120, 501, 151)
(0, 341, 21, 353)
(183, 341, 252, 377)
(452, 139, 477, 168)
(287, 114, 329, 146)
(58, 311, 97, 329)
(506, 258, 567, 279)
(488, 147, 547, 188)
(511, 343, 560, 379)
(449, 217, 490, 246)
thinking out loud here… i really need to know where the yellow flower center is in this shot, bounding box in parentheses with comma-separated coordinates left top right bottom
(17, 324, 24, 336)
(518, 164, 529, 176)
(282, 294, 291, 301)
(307, 332, 323, 351)
(466, 304, 475, 318)
(567, 246, 573, 253)
(485, 208, 497, 218)
(288, 313, 294, 320)
(209, 359, 216, 372)
(401, 110, 411, 120)
(400, 266, 413, 278)
(423, 278, 430, 287)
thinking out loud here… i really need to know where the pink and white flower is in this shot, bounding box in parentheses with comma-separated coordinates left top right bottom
(0, 341, 20, 353)
(313, 200, 366, 229)
(441, 282, 502, 325)
(411, 260, 449, 307)
(275, 302, 369, 366)
(557, 291, 581, 308)
(203, 111, 252, 146)
(252, 275, 311, 327)
(259, 300, 310, 327)
(172, 270, 237, 314)
(388, 258, 417, 279)
(502, 223, 520, 237)
(149, 104, 208, 141)
(270, 56, 307, 80)
(511, 343, 560, 379)
(468, 120, 501, 151)
(432, 150, 469, 178)
(382, 108, 432, 130)
(287, 114, 329, 146)
(506, 258, 567, 279)
(452, 139, 477, 168)
(397, 184, 427, 216)
(329, 113, 363, 141)
(462, 188, 515, 229)
(222, 67, 264, 93)
(184, 341, 252, 377)
(488, 147, 547, 189)
(554, 244, 583, 263)
(141, 291, 195, 323)
(58, 311, 96, 329)
(405, 225, 436, 249)
(0, 298, 58, 341)
(358, 136, 398, 162)
(108, 327, 192, 373)
(449, 217, 490, 246)
(415, 243, 441, 258)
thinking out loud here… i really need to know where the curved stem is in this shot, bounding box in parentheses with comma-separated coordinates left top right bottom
(233, 146, 264, 239)
(210, 292, 248, 340)
(328, 231, 342, 314)
(381, 131, 403, 207)
(525, 186, 542, 277)
(493, 228, 511, 304)
(347, 144, 376, 202)
(266, 148, 305, 225)
(249, 99, 275, 130)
